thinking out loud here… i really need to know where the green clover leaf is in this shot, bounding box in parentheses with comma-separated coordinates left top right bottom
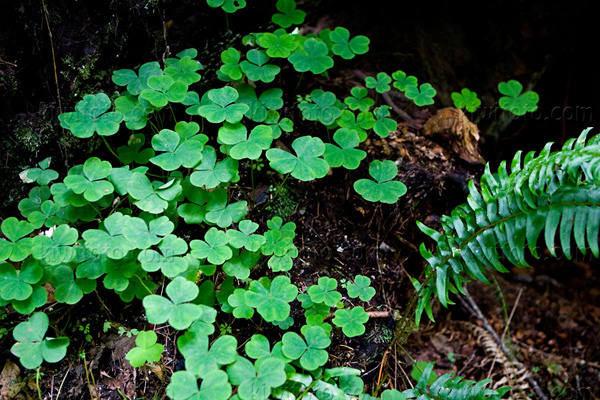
(126, 330, 165, 367)
(138, 234, 189, 278)
(223, 249, 260, 280)
(227, 288, 255, 319)
(140, 75, 188, 108)
(0, 260, 43, 301)
(235, 84, 283, 122)
(127, 172, 182, 214)
(190, 227, 232, 265)
(266, 136, 329, 181)
(246, 275, 298, 322)
(298, 89, 343, 126)
(372, 106, 398, 138)
(405, 83, 437, 106)
(219, 48, 243, 81)
(58, 93, 123, 138)
(381, 389, 407, 400)
(346, 275, 376, 301)
(288, 38, 333, 75)
(63, 157, 114, 202)
(178, 331, 238, 378)
(264, 110, 293, 139)
(258, 31, 298, 58)
(164, 56, 202, 85)
(143, 276, 203, 330)
(240, 49, 280, 83)
(272, 0, 306, 28)
(219, 123, 273, 160)
(337, 110, 375, 142)
(177, 185, 211, 225)
(451, 88, 481, 112)
(114, 92, 153, 131)
(198, 86, 249, 124)
(365, 72, 392, 94)
(354, 160, 407, 204)
(26, 199, 62, 230)
(22, 157, 59, 185)
(117, 133, 155, 164)
(123, 215, 174, 250)
(329, 27, 370, 60)
(31, 224, 78, 265)
(307, 277, 342, 307)
(226, 220, 266, 252)
(391, 70, 418, 92)
(323, 128, 367, 170)
(498, 79, 539, 116)
(112, 61, 163, 95)
(282, 325, 331, 370)
(0, 217, 34, 262)
(150, 128, 204, 170)
(203, 188, 247, 228)
(82, 212, 136, 259)
(227, 356, 287, 400)
(167, 370, 232, 400)
(333, 307, 369, 337)
(18, 186, 51, 218)
(344, 87, 375, 112)
(190, 147, 239, 189)
(207, 0, 246, 13)
(10, 312, 70, 369)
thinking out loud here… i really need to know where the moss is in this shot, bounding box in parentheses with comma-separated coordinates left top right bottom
(266, 183, 298, 221)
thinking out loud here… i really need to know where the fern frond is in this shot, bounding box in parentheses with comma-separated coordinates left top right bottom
(415, 128, 600, 324)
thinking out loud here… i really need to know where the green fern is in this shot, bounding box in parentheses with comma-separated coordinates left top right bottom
(415, 128, 600, 324)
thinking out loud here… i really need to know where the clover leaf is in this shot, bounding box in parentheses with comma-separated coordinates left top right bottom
(58, 93, 123, 138)
(298, 89, 343, 126)
(307, 277, 342, 307)
(63, 157, 114, 202)
(123, 215, 174, 250)
(18, 186, 51, 218)
(282, 325, 330, 370)
(324, 128, 367, 170)
(0, 260, 43, 301)
(344, 87, 375, 112)
(219, 48, 243, 81)
(177, 185, 211, 225)
(264, 110, 293, 139)
(178, 331, 237, 378)
(346, 275, 376, 301)
(246, 275, 298, 322)
(333, 307, 369, 337)
(365, 72, 392, 94)
(498, 79, 539, 116)
(167, 370, 231, 400)
(198, 86, 249, 124)
(451, 88, 481, 112)
(235, 84, 283, 122)
(82, 212, 136, 259)
(202, 188, 247, 228)
(337, 110, 375, 142)
(372, 106, 398, 138)
(272, 0, 306, 28)
(240, 49, 280, 83)
(10, 312, 70, 369)
(143, 277, 203, 330)
(127, 172, 182, 214)
(117, 133, 155, 164)
(114, 93, 153, 131)
(391, 70, 418, 91)
(207, 0, 246, 13)
(150, 128, 204, 170)
(31, 224, 78, 265)
(227, 356, 287, 400)
(226, 220, 266, 251)
(219, 123, 273, 160)
(48, 264, 94, 304)
(164, 56, 202, 85)
(190, 146, 239, 189)
(226, 288, 255, 319)
(126, 330, 165, 367)
(266, 136, 329, 181)
(22, 157, 59, 186)
(140, 75, 188, 108)
(138, 234, 189, 278)
(288, 38, 333, 75)
(112, 61, 163, 95)
(190, 227, 232, 265)
(354, 160, 407, 204)
(0, 217, 34, 262)
(405, 83, 437, 106)
(329, 27, 370, 60)
(258, 31, 298, 58)
(381, 389, 407, 400)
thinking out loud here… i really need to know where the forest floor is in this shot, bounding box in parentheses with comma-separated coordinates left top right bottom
(1, 1, 600, 399)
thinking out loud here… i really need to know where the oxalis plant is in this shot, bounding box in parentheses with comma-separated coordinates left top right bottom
(0, 1, 548, 399)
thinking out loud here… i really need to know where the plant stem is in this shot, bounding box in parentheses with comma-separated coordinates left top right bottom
(101, 136, 119, 160)
(260, 173, 289, 212)
(36, 367, 42, 400)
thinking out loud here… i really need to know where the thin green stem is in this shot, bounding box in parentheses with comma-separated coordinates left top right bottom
(36, 367, 42, 400)
(169, 103, 178, 124)
(101, 136, 119, 160)
(260, 173, 290, 212)
(250, 159, 256, 204)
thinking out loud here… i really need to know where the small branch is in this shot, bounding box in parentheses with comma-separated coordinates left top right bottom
(0, 58, 17, 67)
(460, 286, 549, 400)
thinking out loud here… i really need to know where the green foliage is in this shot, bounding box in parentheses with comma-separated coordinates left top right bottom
(22, 157, 59, 185)
(58, 93, 123, 138)
(451, 88, 481, 112)
(272, 0, 306, 28)
(354, 160, 407, 203)
(329, 27, 370, 60)
(365, 72, 392, 94)
(498, 79, 539, 116)
(125, 330, 165, 367)
(404, 83, 437, 106)
(207, 0, 246, 13)
(415, 128, 600, 324)
(288, 38, 334, 74)
(266, 136, 330, 181)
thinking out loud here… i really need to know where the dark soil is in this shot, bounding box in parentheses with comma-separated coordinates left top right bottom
(1, 1, 600, 399)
